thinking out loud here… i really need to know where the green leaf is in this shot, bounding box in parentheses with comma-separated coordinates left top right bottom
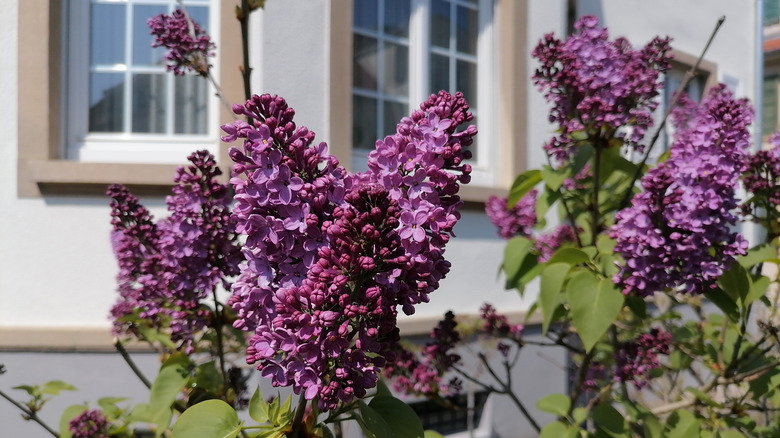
(357, 400, 396, 438)
(12, 384, 37, 396)
(508, 170, 542, 206)
(503, 237, 533, 284)
(149, 353, 191, 414)
(642, 414, 664, 438)
(593, 403, 627, 437)
(717, 263, 751, 304)
(746, 275, 771, 307)
(624, 294, 646, 319)
(536, 393, 570, 417)
(738, 243, 778, 268)
(171, 400, 242, 438)
(137, 324, 177, 350)
(540, 421, 569, 438)
(249, 387, 269, 423)
(566, 273, 624, 352)
(536, 188, 561, 223)
(424, 431, 444, 438)
(749, 365, 780, 397)
(718, 431, 745, 438)
(41, 380, 77, 395)
(665, 410, 700, 438)
(572, 407, 588, 424)
(368, 396, 425, 438)
(546, 248, 590, 266)
(374, 379, 393, 399)
(194, 361, 223, 395)
(540, 263, 571, 334)
(541, 165, 568, 192)
(705, 288, 739, 323)
(276, 394, 293, 425)
(59, 404, 87, 438)
(667, 350, 693, 371)
(685, 387, 721, 407)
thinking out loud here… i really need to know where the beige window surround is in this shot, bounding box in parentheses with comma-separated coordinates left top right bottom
(17, 0, 244, 198)
(669, 49, 718, 93)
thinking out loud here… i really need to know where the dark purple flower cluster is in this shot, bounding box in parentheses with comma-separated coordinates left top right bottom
(611, 85, 751, 297)
(741, 132, 780, 234)
(69, 409, 109, 438)
(109, 151, 242, 352)
(532, 15, 671, 160)
(479, 303, 523, 342)
(613, 328, 672, 389)
(384, 311, 463, 397)
(223, 92, 475, 411)
(148, 9, 214, 76)
(485, 191, 537, 239)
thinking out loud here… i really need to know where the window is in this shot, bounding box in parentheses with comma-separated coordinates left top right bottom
(65, 0, 218, 163)
(352, 0, 496, 186)
(409, 391, 492, 437)
(764, 75, 779, 137)
(766, 0, 780, 27)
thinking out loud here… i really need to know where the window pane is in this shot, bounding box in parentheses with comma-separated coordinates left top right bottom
(89, 73, 125, 132)
(456, 6, 478, 55)
(132, 74, 167, 133)
(354, 0, 378, 31)
(384, 101, 407, 138)
(384, 0, 411, 37)
(431, 0, 451, 49)
(132, 5, 167, 66)
(187, 6, 210, 31)
(456, 60, 477, 108)
(764, 76, 778, 136)
(353, 95, 378, 150)
(382, 42, 409, 95)
(354, 35, 378, 90)
(175, 75, 209, 134)
(430, 53, 449, 94)
(91, 3, 126, 65)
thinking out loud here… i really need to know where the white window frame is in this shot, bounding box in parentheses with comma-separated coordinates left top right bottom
(65, 0, 220, 164)
(352, 0, 497, 187)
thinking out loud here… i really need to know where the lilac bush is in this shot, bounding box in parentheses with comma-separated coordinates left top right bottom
(148, 9, 215, 76)
(108, 150, 242, 353)
(222, 91, 475, 411)
(611, 85, 751, 296)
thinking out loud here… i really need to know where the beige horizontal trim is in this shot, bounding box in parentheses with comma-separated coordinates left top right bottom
(20, 160, 180, 197)
(1, 310, 539, 352)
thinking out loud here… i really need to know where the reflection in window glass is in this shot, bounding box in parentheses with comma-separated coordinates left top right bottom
(89, 73, 125, 132)
(132, 74, 167, 133)
(87, 0, 211, 136)
(132, 5, 166, 66)
(91, 3, 126, 65)
(382, 42, 409, 95)
(384, 101, 407, 138)
(354, 35, 379, 90)
(431, 0, 450, 48)
(384, 0, 411, 37)
(456, 6, 478, 55)
(354, 0, 378, 31)
(430, 53, 449, 94)
(354, 95, 378, 150)
(175, 75, 209, 134)
(456, 60, 477, 107)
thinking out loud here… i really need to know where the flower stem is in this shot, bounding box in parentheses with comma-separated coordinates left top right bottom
(211, 290, 230, 398)
(290, 395, 309, 438)
(0, 389, 60, 437)
(114, 339, 152, 389)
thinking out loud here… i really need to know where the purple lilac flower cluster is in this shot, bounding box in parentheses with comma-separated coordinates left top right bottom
(109, 151, 242, 352)
(741, 132, 780, 234)
(532, 15, 671, 160)
(223, 92, 475, 411)
(485, 191, 538, 239)
(535, 225, 578, 262)
(69, 409, 110, 438)
(148, 9, 214, 76)
(611, 85, 752, 297)
(613, 328, 672, 389)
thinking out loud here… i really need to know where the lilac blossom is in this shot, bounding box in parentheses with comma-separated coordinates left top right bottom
(108, 151, 242, 352)
(485, 191, 538, 239)
(611, 85, 751, 296)
(613, 328, 672, 389)
(148, 9, 214, 76)
(741, 131, 780, 237)
(535, 225, 579, 262)
(533, 15, 671, 160)
(223, 91, 475, 411)
(69, 409, 109, 438)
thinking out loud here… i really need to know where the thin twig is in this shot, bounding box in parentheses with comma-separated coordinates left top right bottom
(114, 339, 152, 389)
(0, 389, 60, 437)
(618, 16, 726, 211)
(289, 395, 309, 438)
